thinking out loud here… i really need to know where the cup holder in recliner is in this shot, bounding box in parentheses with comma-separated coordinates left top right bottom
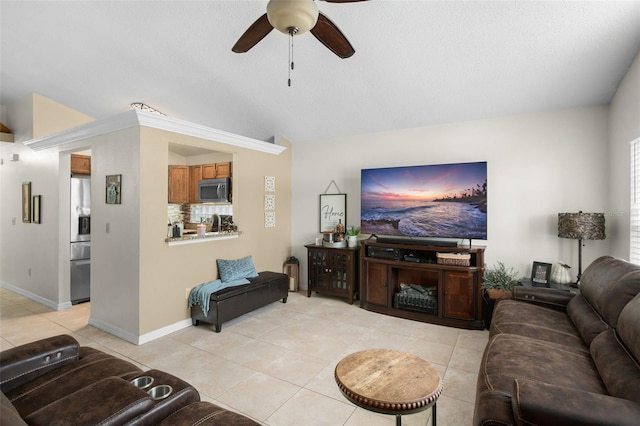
(130, 375, 154, 389)
(147, 384, 173, 400)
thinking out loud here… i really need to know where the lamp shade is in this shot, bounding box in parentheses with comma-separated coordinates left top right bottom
(558, 212, 605, 240)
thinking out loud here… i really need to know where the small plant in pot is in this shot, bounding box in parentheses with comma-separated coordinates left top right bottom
(482, 261, 519, 300)
(346, 227, 360, 247)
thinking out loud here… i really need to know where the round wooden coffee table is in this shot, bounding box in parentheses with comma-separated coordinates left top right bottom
(335, 349, 443, 426)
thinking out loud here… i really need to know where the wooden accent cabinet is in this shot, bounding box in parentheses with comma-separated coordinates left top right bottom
(360, 239, 485, 329)
(168, 166, 189, 203)
(306, 245, 359, 304)
(71, 154, 91, 175)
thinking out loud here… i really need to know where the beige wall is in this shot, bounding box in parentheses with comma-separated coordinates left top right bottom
(137, 127, 291, 336)
(608, 51, 640, 260)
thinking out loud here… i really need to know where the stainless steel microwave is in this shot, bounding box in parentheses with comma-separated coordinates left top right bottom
(198, 178, 229, 203)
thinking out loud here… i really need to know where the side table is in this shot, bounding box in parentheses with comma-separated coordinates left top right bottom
(335, 349, 443, 426)
(519, 279, 579, 294)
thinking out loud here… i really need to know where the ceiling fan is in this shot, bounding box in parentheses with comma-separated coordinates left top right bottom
(232, 0, 369, 59)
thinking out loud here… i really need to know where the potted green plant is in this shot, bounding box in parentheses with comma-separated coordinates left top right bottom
(347, 226, 360, 248)
(481, 261, 519, 329)
(482, 261, 519, 300)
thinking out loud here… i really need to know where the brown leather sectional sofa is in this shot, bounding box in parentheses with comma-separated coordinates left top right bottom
(474, 255, 640, 425)
(1, 334, 259, 425)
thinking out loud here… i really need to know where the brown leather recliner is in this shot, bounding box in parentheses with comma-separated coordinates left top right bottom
(0, 334, 259, 425)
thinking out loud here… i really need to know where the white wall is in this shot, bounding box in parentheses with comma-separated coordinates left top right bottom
(608, 51, 640, 260)
(292, 106, 611, 286)
(89, 127, 142, 339)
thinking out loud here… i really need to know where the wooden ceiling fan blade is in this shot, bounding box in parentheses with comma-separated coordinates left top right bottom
(310, 12, 355, 59)
(232, 14, 273, 53)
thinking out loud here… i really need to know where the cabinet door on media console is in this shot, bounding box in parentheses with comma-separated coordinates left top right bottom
(364, 262, 389, 307)
(443, 271, 475, 320)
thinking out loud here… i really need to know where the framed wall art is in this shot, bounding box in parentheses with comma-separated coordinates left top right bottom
(32, 195, 41, 224)
(22, 182, 31, 223)
(106, 174, 122, 204)
(319, 193, 346, 232)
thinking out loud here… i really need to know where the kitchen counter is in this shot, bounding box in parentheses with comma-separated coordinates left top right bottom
(165, 231, 240, 246)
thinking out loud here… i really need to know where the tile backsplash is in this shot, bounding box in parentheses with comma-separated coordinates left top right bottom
(168, 204, 234, 225)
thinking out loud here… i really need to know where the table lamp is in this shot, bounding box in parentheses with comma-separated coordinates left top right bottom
(558, 211, 605, 284)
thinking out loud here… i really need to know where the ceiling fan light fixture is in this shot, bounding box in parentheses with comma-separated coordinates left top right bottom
(267, 0, 319, 35)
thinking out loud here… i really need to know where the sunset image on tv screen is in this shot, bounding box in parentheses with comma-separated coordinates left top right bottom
(361, 162, 487, 239)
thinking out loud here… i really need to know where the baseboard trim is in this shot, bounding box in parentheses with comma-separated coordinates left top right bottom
(0, 281, 72, 311)
(88, 316, 192, 345)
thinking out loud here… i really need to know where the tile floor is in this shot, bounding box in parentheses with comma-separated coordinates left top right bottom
(0, 288, 488, 425)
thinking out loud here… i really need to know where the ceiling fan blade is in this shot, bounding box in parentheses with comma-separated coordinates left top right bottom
(232, 14, 273, 53)
(310, 12, 355, 59)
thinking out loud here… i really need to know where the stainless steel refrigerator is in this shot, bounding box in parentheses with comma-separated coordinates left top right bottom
(71, 176, 91, 304)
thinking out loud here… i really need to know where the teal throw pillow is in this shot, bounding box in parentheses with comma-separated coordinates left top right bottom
(217, 256, 259, 282)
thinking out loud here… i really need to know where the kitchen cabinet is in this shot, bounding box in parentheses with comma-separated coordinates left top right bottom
(360, 239, 485, 329)
(202, 164, 216, 179)
(169, 162, 232, 204)
(201, 162, 231, 179)
(306, 245, 359, 304)
(168, 166, 189, 203)
(71, 154, 91, 175)
(215, 162, 231, 178)
(189, 166, 203, 203)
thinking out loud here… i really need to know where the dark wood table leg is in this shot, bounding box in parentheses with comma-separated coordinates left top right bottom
(432, 403, 437, 426)
(396, 414, 401, 426)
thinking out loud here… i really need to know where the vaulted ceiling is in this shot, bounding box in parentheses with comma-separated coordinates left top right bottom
(1, 1, 639, 144)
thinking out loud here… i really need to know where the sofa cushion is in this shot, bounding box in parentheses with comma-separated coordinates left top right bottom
(590, 294, 640, 405)
(617, 294, 640, 364)
(23, 377, 153, 426)
(158, 401, 261, 425)
(579, 256, 640, 327)
(479, 334, 606, 397)
(489, 299, 587, 351)
(217, 256, 259, 282)
(512, 379, 640, 426)
(566, 294, 608, 346)
(591, 329, 640, 404)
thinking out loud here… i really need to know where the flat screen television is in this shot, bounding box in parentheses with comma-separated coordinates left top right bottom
(361, 161, 487, 242)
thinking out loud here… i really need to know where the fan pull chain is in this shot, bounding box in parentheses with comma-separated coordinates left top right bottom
(288, 30, 294, 87)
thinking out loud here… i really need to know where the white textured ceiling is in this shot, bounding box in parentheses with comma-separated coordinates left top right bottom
(1, 1, 639, 144)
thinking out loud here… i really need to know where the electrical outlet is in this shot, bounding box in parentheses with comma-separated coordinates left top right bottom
(185, 288, 191, 299)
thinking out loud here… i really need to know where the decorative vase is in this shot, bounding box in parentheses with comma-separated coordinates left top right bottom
(551, 262, 573, 284)
(347, 235, 358, 248)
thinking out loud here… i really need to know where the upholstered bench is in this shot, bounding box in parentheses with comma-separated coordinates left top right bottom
(191, 271, 288, 332)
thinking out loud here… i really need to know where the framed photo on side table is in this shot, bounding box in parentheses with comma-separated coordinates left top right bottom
(531, 261, 552, 284)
